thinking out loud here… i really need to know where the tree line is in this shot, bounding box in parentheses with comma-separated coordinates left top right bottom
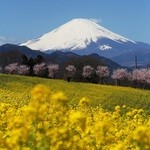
(0, 58, 150, 89)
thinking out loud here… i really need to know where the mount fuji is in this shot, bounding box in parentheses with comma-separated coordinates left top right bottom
(21, 18, 150, 66)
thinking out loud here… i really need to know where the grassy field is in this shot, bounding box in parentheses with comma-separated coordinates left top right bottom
(0, 74, 150, 114)
(0, 74, 150, 149)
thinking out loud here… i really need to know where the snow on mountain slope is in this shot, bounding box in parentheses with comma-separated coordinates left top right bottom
(99, 44, 112, 50)
(21, 18, 135, 51)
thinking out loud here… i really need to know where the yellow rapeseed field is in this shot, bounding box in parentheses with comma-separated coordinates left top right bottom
(0, 74, 150, 149)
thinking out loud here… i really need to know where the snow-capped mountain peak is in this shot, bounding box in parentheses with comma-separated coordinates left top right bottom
(21, 18, 135, 51)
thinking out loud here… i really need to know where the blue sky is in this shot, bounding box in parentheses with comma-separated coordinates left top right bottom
(0, 0, 150, 44)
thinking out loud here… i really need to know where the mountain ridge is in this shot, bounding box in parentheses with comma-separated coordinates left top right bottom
(0, 44, 120, 70)
(20, 18, 150, 66)
(21, 18, 136, 51)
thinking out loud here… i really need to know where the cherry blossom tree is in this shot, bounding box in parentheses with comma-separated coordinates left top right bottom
(82, 65, 94, 81)
(47, 64, 59, 79)
(18, 65, 30, 75)
(5, 63, 18, 74)
(65, 65, 76, 82)
(96, 66, 109, 84)
(146, 68, 150, 86)
(111, 68, 129, 85)
(129, 69, 139, 87)
(33, 62, 47, 77)
(0, 67, 2, 73)
(137, 69, 147, 84)
(130, 68, 150, 88)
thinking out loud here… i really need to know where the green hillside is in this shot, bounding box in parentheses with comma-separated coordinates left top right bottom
(0, 74, 150, 114)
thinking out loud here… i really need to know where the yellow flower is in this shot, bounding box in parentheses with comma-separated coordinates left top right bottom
(31, 84, 51, 101)
(115, 105, 121, 111)
(51, 92, 67, 105)
(122, 105, 126, 108)
(112, 143, 126, 150)
(58, 127, 70, 141)
(69, 111, 86, 130)
(138, 109, 144, 114)
(133, 126, 150, 149)
(78, 97, 89, 107)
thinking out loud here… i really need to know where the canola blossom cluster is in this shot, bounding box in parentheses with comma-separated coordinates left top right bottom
(0, 84, 150, 150)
